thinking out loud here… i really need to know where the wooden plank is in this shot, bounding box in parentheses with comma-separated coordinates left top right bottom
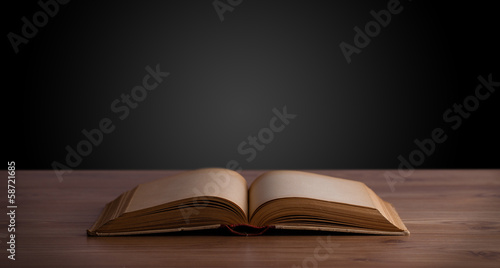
(0, 170, 499, 267)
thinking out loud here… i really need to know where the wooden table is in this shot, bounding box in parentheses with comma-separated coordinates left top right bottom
(1, 170, 499, 267)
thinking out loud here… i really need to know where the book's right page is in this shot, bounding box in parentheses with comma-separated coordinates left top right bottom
(249, 170, 376, 216)
(248, 170, 409, 235)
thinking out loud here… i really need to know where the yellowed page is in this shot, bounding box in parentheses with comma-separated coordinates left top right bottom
(126, 168, 248, 216)
(249, 170, 376, 216)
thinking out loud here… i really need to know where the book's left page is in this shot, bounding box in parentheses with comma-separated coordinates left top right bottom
(88, 168, 248, 236)
(126, 168, 248, 215)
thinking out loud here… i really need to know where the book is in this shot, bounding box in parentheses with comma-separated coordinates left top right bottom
(87, 169, 409, 236)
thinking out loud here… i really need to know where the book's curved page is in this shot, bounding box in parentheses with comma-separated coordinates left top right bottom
(126, 168, 248, 217)
(249, 170, 376, 216)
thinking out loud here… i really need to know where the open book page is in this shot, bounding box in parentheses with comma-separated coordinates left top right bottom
(125, 168, 248, 216)
(249, 170, 377, 217)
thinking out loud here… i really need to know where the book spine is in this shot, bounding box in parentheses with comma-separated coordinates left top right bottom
(220, 224, 274, 236)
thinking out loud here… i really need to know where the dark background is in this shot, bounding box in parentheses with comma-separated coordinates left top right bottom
(5, 0, 499, 170)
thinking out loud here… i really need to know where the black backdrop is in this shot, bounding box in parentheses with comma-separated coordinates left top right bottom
(5, 0, 499, 170)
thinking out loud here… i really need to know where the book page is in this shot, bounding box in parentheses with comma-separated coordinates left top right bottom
(126, 168, 248, 216)
(248, 170, 376, 216)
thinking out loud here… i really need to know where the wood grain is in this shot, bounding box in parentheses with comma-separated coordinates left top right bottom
(1, 170, 499, 267)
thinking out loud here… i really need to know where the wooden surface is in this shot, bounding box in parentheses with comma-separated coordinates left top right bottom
(1, 170, 499, 267)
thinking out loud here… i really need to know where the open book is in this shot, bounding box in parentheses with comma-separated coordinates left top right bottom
(87, 169, 409, 236)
